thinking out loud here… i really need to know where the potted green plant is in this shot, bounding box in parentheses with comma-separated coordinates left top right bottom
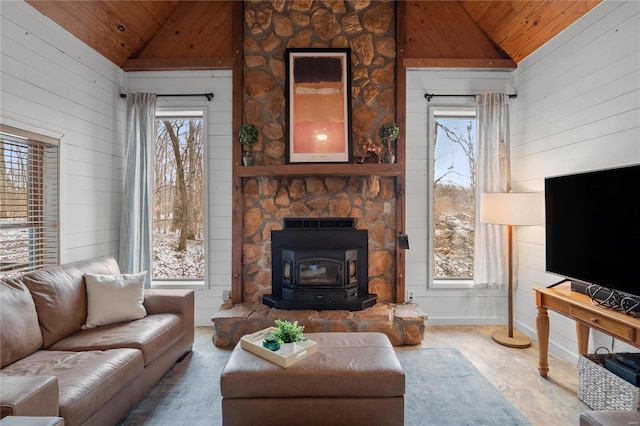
(379, 122, 400, 163)
(271, 319, 305, 344)
(262, 332, 281, 351)
(239, 123, 258, 166)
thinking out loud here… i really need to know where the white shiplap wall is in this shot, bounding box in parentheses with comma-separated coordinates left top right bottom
(511, 0, 640, 363)
(1, 1, 126, 263)
(126, 71, 233, 326)
(405, 70, 514, 325)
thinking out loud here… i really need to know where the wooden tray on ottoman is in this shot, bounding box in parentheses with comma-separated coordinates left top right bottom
(239, 327, 318, 368)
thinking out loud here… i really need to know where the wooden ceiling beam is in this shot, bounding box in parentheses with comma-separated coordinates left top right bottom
(122, 57, 233, 72)
(404, 58, 517, 70)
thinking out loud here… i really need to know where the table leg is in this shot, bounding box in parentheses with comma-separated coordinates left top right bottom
(576, 322, 590, 354)
(536, 306, 549, 377)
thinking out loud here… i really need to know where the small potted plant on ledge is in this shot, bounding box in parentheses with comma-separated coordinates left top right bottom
(271, 319, 305, 348)
(379, 122, 400, 163)
(239, 123, 258, 166)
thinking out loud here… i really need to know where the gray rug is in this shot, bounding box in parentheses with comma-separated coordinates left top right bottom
(120, 345, 529, 425)
(399, 348, 530, 426)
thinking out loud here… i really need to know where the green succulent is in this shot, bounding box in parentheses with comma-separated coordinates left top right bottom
(263, 333, 280, 344)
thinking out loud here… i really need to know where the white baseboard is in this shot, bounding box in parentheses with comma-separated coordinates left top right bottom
(425, 317, 501, 326)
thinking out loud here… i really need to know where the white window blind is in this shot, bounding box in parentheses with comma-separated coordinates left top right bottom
(0, 125, 59, 276)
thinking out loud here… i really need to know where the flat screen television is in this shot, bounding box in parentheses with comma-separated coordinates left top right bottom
(545, 164, 640, 296)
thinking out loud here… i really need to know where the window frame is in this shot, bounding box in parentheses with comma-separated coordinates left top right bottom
(427, 104, 477, 289)
(0, 124, 60, 276)
(151, 107, 208, 288)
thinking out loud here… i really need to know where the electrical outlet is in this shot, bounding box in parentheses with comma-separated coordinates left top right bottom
(407, 290, 415, 302)
(222, 290, 231, 302)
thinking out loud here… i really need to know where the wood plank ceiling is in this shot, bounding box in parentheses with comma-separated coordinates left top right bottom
(24, 0, 601, 71)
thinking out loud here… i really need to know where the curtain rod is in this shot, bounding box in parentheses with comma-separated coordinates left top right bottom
(119, 93, 214, 102)
(424, 93, 517, 102)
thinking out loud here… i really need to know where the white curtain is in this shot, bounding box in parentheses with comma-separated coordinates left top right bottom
(119, 92, 157, 286)
(473, 93, 512, 290)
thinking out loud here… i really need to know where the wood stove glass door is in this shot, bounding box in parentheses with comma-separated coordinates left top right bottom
(297, 258, 343, 287)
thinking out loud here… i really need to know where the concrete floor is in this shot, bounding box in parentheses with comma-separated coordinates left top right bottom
(417, 325, 589, 426)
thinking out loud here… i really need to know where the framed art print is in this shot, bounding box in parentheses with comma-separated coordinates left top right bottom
(285, 48, 353, 164)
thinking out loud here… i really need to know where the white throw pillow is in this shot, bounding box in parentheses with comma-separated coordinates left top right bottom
(83, 271, 147, 329)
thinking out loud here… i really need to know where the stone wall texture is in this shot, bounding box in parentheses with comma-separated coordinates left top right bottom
(242, 0, 398, 302)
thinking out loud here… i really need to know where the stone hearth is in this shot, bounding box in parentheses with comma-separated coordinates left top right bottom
(211, 302, 426, 348)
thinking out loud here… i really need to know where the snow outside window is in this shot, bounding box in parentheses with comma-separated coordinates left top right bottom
(0, 125, 59, 277)
(152, 110, 206, 285)
(429, 107, 476, 288)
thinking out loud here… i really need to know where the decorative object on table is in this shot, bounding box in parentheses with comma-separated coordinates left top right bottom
(262, 333, 281, 351)
(271, 319, 304, 344)
(240, 327, 317, 368)
(285, 48, 352, 164)
(358, 136, 383, 163)
(378, 122, 399, 163)
(480, 192, 543, 348)
(239, 123, 258, 166)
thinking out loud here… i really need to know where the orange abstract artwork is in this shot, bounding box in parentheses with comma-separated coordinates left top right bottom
(287, 49, 351, 163)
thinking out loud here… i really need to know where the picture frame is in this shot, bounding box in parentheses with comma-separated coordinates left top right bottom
(285, 48, 353, 164)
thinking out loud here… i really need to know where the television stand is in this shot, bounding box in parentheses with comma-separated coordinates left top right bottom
(534, 282, 640, 377)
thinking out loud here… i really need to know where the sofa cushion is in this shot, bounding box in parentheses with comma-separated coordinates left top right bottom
(47, 313, 184, 366)
(83, 272, 147, 329)
(22, 256, 120, 347)
(0, 278, 43, 368)
(1, 348, 143, 426)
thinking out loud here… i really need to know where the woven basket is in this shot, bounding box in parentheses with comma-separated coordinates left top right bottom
(578, 354, 640, 410)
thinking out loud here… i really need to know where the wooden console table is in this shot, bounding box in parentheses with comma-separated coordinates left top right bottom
(535, 282, 640, 377)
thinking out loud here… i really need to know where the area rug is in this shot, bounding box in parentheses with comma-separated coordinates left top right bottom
(119, 341, 529, 425)
(397, 348, 530, 426)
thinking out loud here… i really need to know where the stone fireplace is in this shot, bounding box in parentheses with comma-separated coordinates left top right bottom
(264, 218, 377, 310)
(238, 1, 402, 305)
(210, 2, 427, 348)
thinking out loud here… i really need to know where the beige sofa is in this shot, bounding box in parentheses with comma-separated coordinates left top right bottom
(0, 256, 194, 425)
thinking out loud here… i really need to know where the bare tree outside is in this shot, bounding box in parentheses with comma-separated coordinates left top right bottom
(432, 116, 476, 279)
(153, 116, 205, 280)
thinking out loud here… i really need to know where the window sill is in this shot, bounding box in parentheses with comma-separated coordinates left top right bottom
(430, 279, 474, 289)
(151, 280, 205, 289)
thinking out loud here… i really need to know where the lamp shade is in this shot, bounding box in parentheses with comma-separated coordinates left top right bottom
(480, 192, 543, 226)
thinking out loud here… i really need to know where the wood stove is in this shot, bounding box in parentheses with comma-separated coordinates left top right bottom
(263, 218, 377, 311)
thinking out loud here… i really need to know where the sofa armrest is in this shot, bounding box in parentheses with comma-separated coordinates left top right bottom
(0, 376, 59, 418)
(579, 410, 640, 426)
(143, 289, 194, 316)
(143, 289, 195, 348)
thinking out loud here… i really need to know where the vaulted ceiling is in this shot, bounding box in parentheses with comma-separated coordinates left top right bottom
(24, 0, 601, 71)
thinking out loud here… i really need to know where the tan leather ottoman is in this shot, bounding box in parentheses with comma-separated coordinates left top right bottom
(220, 332, 405, 426)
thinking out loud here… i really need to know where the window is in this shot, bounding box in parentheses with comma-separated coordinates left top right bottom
(0, 125, 59, 276)
(429, 107, 476, 286)
(152, 110, 206, 282)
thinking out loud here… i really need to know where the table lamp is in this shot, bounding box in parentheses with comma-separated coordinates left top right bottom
(480, 192, 543, 348)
